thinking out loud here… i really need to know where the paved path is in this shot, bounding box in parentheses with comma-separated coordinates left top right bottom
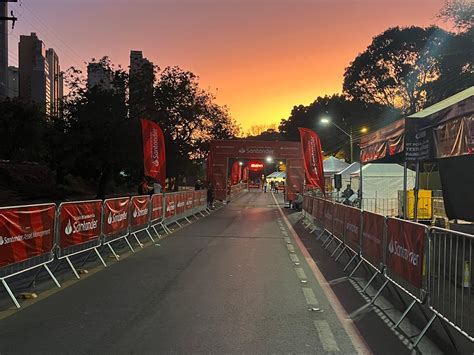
(0, 192, 365, 354)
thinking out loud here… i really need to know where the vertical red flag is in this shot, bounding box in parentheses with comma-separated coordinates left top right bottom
(231, 161, 240, 185)
(140, 119, 166, 186)
(242, 167, 249, 181)
(298, 127, 325, 193)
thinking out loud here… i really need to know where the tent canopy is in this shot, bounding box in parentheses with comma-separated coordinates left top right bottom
(323, 156, 349, 174)
(336, 162, 360, 177)
(351, 163, 415, 177)
(267, 171, 286, 179)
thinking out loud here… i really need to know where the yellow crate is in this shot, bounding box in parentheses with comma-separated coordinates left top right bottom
(406, 190, 432, 220)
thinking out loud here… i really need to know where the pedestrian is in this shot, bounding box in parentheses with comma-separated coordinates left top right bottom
(274, 181, 279, 194)
(207, 183, 215, 208)
(263, 180, 268, 193)
(153, 179, 162, 194)
(195, 179, 202, 190)
(270, 181, 275, 192)
(138, 177, 150, 195)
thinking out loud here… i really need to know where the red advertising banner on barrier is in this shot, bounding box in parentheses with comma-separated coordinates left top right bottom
(185, 191, 194, 210)
(386, 218, 426, 289)
(150, 194, 164, 222)
(175, 193, 186, 216)
(361, 211, 385, 267)
(59, 201, 102, 249)
(193, 191, 200, 209)
(332, 203, 346, 240)
(165, 194, 176, 219)
(130, 196, 150, 229)
(344, 206, 361, 252)
(199, 190, 207, 207)
(103, 198, 130, 237)
(0, 204, 56, 267)
(323, 200, 333, 230)
(312, 198, 324, 221)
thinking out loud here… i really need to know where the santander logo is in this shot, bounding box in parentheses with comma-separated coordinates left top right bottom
(133, 207, 148, 218)
(107, 212, 128, 225)
(65, 218, 99, 235)
(388, 240, 420, 266)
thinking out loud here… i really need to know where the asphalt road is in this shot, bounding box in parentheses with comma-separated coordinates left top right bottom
(0, 192, 365, 354)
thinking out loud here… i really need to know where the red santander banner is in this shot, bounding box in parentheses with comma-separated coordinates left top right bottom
(0, 204, 56, 267)
(344, 206, 361, 252)
(59, 201, 102, 249)
(186, 191, 194, 210)
(165, 194, 176, 219)
(323, 200, 333, 230)
(130, 196, 150, 229)
(231, 161, 241, 185)
(140, 119, 166, 186)
(199, 190, 207, 207)
(150, 194, 164, 222)
(298, 127, 325, 193)
(386, 218, 426, 289)
(103, 198, 130, 237)
(175, 193, 186, 216)
(332, 203, 346, 240)
(361, 211, 384, 267)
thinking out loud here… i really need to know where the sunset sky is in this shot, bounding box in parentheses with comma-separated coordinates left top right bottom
(7, 0, 447, 130)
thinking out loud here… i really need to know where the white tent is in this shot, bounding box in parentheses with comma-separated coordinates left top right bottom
(323, 156, 350, 175)
(351, 163, 416, 216)
(336, 162, 360, 190)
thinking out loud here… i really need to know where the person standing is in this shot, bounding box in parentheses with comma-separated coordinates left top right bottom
(195, 179, 203, 190)
(207, 183, 215, 208)
(153, 179, 162, 194)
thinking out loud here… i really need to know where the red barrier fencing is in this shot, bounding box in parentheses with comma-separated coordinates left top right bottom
(199, 190, 207, 208)
(165, 194, 176, 219)
(361, 211, 385, 268)
(185, 191, 194, 211)
(175, 192, 186, 217)
(332, 203, 346, 240)
(386, 218, 427, 290)
(59, 200, 102, 250)
(130, 196, 150, 230)
(150, 194, 164, 222)
(103, 197, 130, 238)
(323, 200, 334, 231)
(0, 203, 56, 268)
(344, 206, 361, 253)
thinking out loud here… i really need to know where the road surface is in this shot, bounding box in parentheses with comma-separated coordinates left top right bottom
(0, 192, 376, 353)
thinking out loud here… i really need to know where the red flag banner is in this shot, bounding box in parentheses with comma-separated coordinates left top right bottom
(298, 127, 325, 193)
(150, 194, 164, 222)
(0, 204, 56, 267)
(130, 196, 150, 229)
(165, 194, 176, 219)
(231, 161, 241, 185)
(242, 167, 249, 181)
(140, 119, 166, 186)
(386, 218, 426, 289)
(344, 206, 361, 252)
(361, 211, 384, 267)
(59, 201, 102, 249)
(103, 198, 130, 237)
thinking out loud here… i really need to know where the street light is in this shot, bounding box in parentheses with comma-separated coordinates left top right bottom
(320, 117, 354, 163)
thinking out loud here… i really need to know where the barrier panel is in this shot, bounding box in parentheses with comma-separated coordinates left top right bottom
(0, 203, 60, 308)
(57, 200, 106, 278)
(175, 192, 186, 218)
(332, 203, 346, 241)
(360, 211, 385, 270)
(150, 193, 167, 235)
(129, 195, 154, 246)
(322, 200, 334, 232)
(428, 227, 473, 341)
(344, 206, 362, 254)
(199, 190, 207, 210)
(102, 197, 132, 259)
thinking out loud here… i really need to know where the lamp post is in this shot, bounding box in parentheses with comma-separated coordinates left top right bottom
(320, 117, 354, 163)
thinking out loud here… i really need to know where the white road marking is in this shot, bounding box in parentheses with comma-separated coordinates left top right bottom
(287, 244, 295, 253)
(284, 237, 291, 244)
(282, 231, 288, 236)
(290, 254, 300, 263)
(302, 287, 319, 306)
(314, 320, 340, 352)
(295, 267, 307, 279)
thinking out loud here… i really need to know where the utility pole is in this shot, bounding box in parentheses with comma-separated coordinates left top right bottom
(0, 0, 18, 98)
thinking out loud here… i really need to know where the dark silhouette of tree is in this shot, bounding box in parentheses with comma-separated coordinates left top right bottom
(438, 0, 474, 32)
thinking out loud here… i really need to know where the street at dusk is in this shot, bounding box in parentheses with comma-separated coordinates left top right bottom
(0, 0, 473, 354)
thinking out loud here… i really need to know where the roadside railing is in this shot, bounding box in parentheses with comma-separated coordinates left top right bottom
(301, 194, 473, 347)
(0, 190, 212, 309)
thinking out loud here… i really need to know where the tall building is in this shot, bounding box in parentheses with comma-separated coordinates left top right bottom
(46, 48, 62, 116)
(129, 50, 155, 119)
(19, 32, 50, 114)
(7, 66, 18, 97)
(0, 3, 8, 98)
(87, 62, 113, 90)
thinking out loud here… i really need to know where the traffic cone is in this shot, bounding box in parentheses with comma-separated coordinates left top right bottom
(463, 261, 471, 288)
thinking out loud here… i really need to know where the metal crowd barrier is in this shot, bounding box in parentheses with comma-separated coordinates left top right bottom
(301, 194, 473, 347)
(0, 190, 213, 309)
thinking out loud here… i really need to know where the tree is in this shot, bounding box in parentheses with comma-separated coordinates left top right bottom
(343, 26, 453, 114)
(438, 0, 474, 32)
(279, 95, 400, 160)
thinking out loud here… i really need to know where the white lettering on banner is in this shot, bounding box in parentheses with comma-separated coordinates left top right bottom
(334, 218, 343, 226)
(0, 229, 51, 245)
(65, 218, 99, 235)
(177, 201, 185, 208)
(153, 206, 163, 212)
(166, 203, 175, 212)
(346, 223, 358, 234)
(363, 231, 380, 245)
(388, 240, 420, 266)
(107, 212, 128, 225)
(186, 199, 193, 206)
(133, 207, 148, 219)
(151, 128, 160, 167)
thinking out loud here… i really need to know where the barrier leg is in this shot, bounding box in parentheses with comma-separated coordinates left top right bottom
(323, 235, 334, 250)
(309, 226, 318, 234)
(174, 220, 182, 228)
(316, 229, 326, 241)
(335, 245, 347, 262)
(362, 271, 379, 293)
(343, 253, 358, 271)
(107, 243, 120, 261)
(348, 259, 364, 277)
(152, 225, 161, 238)
(94, 248, 107, 267)
(184, 217, 191, 224)
(65, 256, 80, 279)
(146, 229, 155, 243)
(1, 278, 20, 308)
(124, 236, 135, 252)
(79, 250, 94, 267)
(368, 279, 389, 306)
(412, 314, 437, 348)
(392, 299, 416, 330)
(132, 233, 144, 248)
(44, 264, 61, 288)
